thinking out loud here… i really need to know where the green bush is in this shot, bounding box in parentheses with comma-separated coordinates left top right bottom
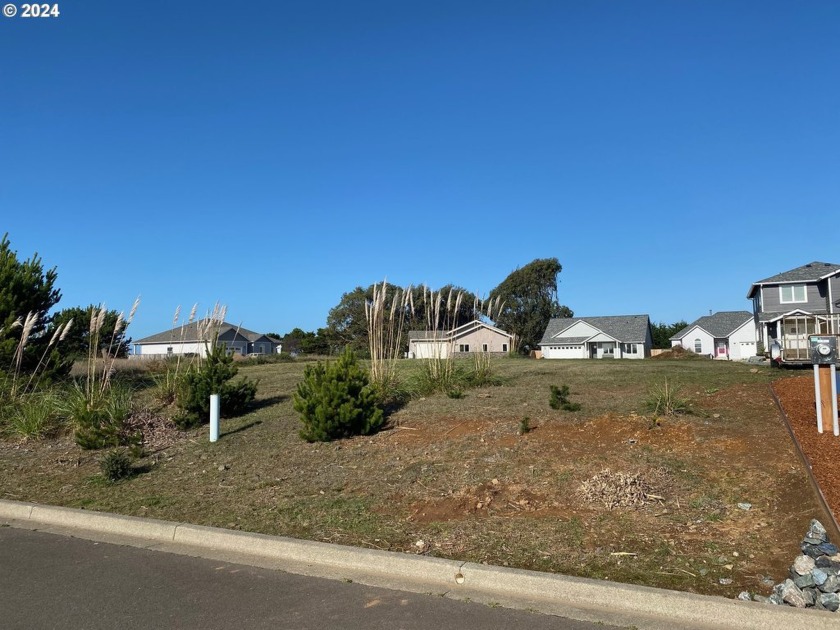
(100, 449, 133, 482)
(294, 348, 384, 442)
(174, 344, 258, 429)
(549, 384, 581, 412)
(64, 382, 140, 450)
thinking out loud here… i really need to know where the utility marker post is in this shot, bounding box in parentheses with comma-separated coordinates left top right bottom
(210, 394, 220, 442)
(810, 335, 839, 436)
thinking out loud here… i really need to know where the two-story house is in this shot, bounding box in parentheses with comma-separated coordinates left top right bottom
(747, 261, 840, 364)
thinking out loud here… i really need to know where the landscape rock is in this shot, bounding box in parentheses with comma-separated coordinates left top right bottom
(821, 592, 840, 612)
(793, 554, 816, 575)
(737, 591, 751, 601)
(781, 580, 808, 608)
(808, 519, 828, 543)
(812, 568, 828, 586)
(819, 575, 840, 594)
(753, 519, 840, 612)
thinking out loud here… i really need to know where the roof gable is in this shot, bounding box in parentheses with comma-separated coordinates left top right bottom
(748, 261, 840, 297)
(671, 311, 753, 340)
(540, 315, 650, 346)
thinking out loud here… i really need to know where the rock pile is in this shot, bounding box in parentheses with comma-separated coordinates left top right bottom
(745, 519, 840, 612)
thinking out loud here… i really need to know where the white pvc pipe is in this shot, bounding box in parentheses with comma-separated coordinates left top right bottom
(210, 394, 220, 442)
(832, 363, 839, 437)
(814, 365, 823, 434)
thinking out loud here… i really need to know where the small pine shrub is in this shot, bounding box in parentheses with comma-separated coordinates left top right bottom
(174, 343, 258, 429)
(66, 382, 140, 450)
(518, 417, 531, 435)
(294, 348, 384, 442)
(549, 384, 581, 412)
(100, 449, 133, 482)
(446, 388, 464, 399)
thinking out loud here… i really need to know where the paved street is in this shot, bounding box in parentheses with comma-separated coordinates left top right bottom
(0, 527, 615, 630)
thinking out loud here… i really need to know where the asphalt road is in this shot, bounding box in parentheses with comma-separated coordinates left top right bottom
(0, 527, 615, 630)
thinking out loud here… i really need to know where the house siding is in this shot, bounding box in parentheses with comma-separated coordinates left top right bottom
(135, 341, 207, 357)
(728, 320, 757, 360)
(453, 328, 511, 353)
(761, 282, 826, 314)
(829, 275, 840, 313)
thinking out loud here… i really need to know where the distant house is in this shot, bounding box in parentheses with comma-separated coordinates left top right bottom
(669, 311, 755, 360)
(539, 315, 652, 359)
(133, 321, 282, 358)
(408, 320, 512, 359)
(747, 261, 840, 365)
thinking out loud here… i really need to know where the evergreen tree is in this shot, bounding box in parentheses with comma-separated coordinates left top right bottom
(0, 233, 67, 380)
(294, 348, 384, 442)
(51, 305, 132, 361)
(489, 258, 573, 353)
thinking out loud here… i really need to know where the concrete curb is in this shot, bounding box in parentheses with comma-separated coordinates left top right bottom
(2, 499, 838, 629)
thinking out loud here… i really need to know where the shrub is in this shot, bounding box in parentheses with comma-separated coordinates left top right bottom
(100, 449, 133, 482)
(518, 417, 531, 435)
(549, 384, 581, 411)
(174, 343, 258, 429)
(65, 382, 140, 450)
(294, 348, 384, 442)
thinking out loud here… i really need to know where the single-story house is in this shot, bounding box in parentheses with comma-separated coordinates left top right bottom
(670, 311, 756, 360)
(539, 315, 652, 359)
(408, 320, 512, 359)
(133, 321, 282, 358)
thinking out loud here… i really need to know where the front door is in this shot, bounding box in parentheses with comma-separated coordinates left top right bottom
(715, 341, 727, 358)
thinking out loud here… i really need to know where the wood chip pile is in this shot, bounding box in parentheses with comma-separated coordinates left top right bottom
(577, 468, 666, 510)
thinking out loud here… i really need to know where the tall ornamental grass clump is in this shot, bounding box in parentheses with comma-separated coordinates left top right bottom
(294, 348, 384, 442)
(365, 280, 411, 395)
(67, 300, 142, 449)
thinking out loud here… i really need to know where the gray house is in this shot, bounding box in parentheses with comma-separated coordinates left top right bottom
(133, 321, 282, 357)
(539, 315, 652, 359)
(669, 311, 755, 360)
(747, 261, 840, 364)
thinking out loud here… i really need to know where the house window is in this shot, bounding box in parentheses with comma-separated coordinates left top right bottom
(779, 284, 807, 304)
(622, 343, 636, 354)
(459, 344, 470, 352)
(694, 339, 702, 353)
(502, 343, 508, 352)
(482, 343, 488, 352)
(167, 346, 173, 355)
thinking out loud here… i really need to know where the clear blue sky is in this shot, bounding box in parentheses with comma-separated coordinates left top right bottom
(2, 1, 838, 342)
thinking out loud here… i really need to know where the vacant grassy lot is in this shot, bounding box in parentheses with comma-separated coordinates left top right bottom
(0, 358, 825, 598)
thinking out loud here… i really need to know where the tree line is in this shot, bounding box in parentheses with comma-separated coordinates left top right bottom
(274, 258, 574, 356)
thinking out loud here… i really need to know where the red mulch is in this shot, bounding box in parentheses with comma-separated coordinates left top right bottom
(772, 375, 840, 525)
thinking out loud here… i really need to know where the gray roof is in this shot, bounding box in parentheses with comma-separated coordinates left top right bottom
(135, 321, 280, 345)
(747, 261, 840, 298)
(670, 311, 752, 340)
(539, 315, 650, 346)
